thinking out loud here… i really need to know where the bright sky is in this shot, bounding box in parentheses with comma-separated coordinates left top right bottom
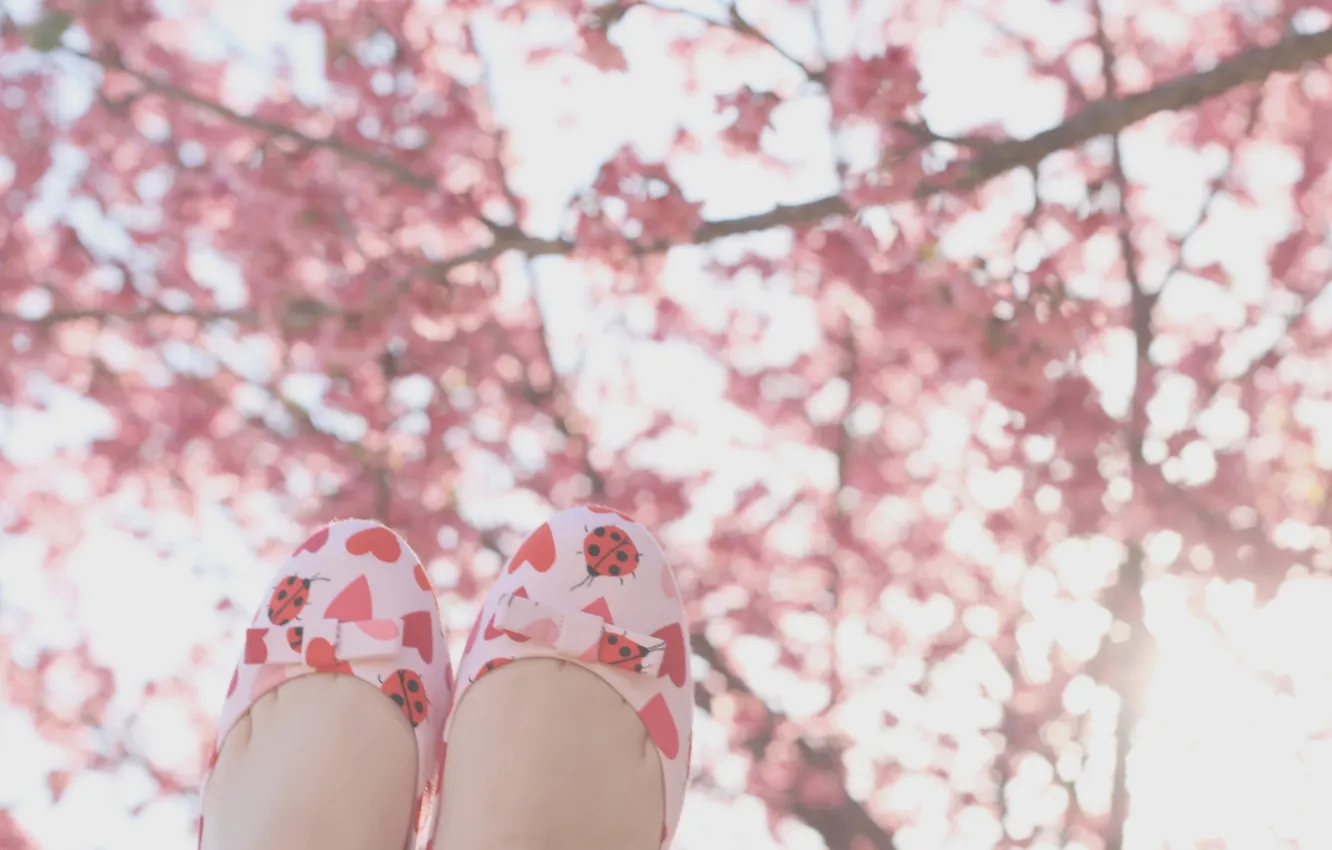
(3, 1, 1332, 849)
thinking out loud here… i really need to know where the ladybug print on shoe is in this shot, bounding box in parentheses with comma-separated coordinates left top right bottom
(572, 524, 642, 589)
(470, 656, 513, 684)
(203, 519, 454, 850)
(449, 505, 694, 849)
(381, 668, 430, 727)
(597, 630, 662, 673)
(266, 574, 328, 625)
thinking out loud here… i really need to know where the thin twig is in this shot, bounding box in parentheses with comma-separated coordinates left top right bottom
(64, 48, 435, 189)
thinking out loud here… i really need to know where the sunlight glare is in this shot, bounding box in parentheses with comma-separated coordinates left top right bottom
(1131, 577, 1332, 847)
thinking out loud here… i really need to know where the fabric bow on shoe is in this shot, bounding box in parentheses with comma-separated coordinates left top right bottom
(492, 592, 665, 677)
(244, 618, 404, 666)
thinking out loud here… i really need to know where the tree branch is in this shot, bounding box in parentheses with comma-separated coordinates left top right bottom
(1092, 7, 1159, 848)
(425, 23, 1332, 267)
(938, 24, 1332, 194)
(691, 632, 898, 850)
(67, 49, 435, 189)
(60, 26, 1332, 279)
(633, 0, 824, 82)
(0, 304, 256, 328)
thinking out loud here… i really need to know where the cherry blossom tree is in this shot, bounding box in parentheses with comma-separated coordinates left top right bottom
(4, 1, 1332, 849)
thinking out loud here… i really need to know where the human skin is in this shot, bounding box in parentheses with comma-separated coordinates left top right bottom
(201, 657, 663, 850)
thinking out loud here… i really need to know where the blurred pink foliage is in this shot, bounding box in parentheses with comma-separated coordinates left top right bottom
(3, 1, 1332, 848)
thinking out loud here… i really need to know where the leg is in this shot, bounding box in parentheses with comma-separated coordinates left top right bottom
(200, 520, 453, 850)
(434, 505, 692, 850)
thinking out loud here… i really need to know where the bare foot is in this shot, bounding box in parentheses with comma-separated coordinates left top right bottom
(201, 519, 453, 850)
(434, 505, 693, 850)
(434, 658, 663, 850)
(203, 674, 417, 850)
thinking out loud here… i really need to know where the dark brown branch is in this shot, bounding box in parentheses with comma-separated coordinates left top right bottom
(691, 632, 898, 850)
(938, 24, 1332, 194)
(0, 305, 255, 327)
(0, 296, 350, 332)
(1090, 544, 1153, 850)
(1092, 7, 1157, 849)
(432, 23, 1332, 267)
(63, 26, 1332, 278)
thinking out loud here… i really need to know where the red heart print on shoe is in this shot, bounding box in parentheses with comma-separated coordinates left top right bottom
(637, 694, 679, 759)
(506, 522, 556, 573)
(324, 575, 373, 622)
(295, 526, 329, 555)
(402, 610, 435, 665)
(346, 526, 403, 563)
(652, 623, 687, 687)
